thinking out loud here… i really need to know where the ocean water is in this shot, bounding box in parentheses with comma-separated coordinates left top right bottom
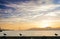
(0, 30, 60, 36)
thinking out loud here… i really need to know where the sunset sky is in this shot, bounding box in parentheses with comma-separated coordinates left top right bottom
(0, 0, 60, 30)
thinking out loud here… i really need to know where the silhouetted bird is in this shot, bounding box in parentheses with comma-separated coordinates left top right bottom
(19, 33, 22, 36)
(55, 33, 58, 36)
(3, 33, 7, 36)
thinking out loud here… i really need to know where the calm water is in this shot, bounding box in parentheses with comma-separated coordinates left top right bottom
(0, 30, 60, 36)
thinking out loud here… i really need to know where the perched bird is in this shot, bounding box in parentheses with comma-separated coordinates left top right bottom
(55, 33, 58, 36)
(19, 33, 22, 36)
(3, 33, 7, 36)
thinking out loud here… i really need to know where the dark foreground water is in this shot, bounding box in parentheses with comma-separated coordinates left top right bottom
(0, 36, 60, 39)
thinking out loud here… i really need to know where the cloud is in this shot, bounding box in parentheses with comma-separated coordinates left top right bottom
(53, 0, 60, 4)
(0, 0, 60, 22)
(0, 0, 31, 4)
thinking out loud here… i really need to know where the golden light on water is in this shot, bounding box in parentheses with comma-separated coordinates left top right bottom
(0, 19, 60, 30)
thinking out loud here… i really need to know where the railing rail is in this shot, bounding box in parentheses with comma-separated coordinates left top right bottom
(0, 36, 60, 39)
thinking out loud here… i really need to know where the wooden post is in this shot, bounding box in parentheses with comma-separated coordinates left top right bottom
(3, 33, 7, 39)
(19, 33, 22, 39)
(31, 37, 33, 39)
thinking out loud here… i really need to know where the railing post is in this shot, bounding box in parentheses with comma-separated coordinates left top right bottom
(31, 37, 33, 39)
(19, 33, 22, 39)
(3, 33, 7, 39)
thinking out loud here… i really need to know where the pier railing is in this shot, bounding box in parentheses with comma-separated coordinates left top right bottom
(0, 36, 60, 39)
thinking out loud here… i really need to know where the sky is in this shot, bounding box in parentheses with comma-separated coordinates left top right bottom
(0, 0, 60, 30)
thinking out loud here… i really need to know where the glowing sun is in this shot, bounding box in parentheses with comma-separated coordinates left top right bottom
(38, 20, 52, 28)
